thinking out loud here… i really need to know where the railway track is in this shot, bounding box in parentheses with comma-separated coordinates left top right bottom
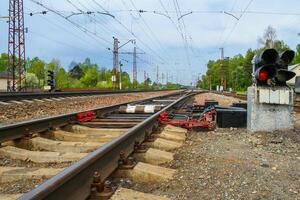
(0, 90, 193, 199)
(213, 91, 300, 113)
(0, 89, 178, 102)
(295, 93, 300, 112)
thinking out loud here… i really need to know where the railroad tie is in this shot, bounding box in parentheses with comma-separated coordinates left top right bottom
(155, 130, 186, 142)
(0, 194, 23, 200)
(110, 187, 170, 200)
(0, 146, 87, 163)
(113, 162, 176, 182)
(65, 125, 126, 136)
(134, 148, 174, 165)
(144, 138, 183, 152)
(0, 166, 63, 183)
(163, 124, 188, 134)
(48, 130, 117, 143)
(14, 137, 102, 153)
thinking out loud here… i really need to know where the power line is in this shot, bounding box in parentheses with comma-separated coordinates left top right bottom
(127, 0, 174, 62)
(221, 0, 254, 45)
(217, 0, 239, 45)
(29, 0, 111, 47)
(89, 0, 167, 64)
(105, 9, 300, 16)
(172, 0, 192, 67)
(24, 6, 102, 51)
(75, 0, 128, 40)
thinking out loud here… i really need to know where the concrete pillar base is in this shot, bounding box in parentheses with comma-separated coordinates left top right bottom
(247, 86, 294, 132)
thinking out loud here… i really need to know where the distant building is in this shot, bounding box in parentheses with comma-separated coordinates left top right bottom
(288, 64, 300, 85)
(0, 71, 8, 91)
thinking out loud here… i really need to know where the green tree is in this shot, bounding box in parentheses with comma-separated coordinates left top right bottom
(27, 57, 45, 87)
(47, 59, 61, 73)
(121, 72, 131, 89)
(24, 72, 39, 88)
(292, 44, 300, 64)
(80, 66, 99, 87)
(56, 68, 70, 88)
(69, 65, 84, 80)
(0, 53, 8, 72)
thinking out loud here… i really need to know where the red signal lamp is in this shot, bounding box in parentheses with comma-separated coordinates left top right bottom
(258, 69, 269, 81)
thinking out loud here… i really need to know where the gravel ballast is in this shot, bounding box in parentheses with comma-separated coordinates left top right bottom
(128, 129, 300, 199)
(0, 91, 177, 125)
(193, 93, 245, 106)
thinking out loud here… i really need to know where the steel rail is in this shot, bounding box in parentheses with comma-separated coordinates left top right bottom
(18, 92, 194, 200)
(0, 91, 185, 143)
(0, 89, 179, 102)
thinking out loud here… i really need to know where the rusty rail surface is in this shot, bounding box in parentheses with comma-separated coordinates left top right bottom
(211, 91, 247, 101)
(214, 91, 300, 113)
(9, 91, 193, 200)
(0, 89, 181, 102)
(0, 91, 185, 143)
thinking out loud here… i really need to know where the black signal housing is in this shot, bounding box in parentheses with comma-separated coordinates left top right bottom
(253, 48, 296, 86)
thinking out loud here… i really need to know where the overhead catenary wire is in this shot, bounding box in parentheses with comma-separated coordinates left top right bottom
(24, 6, 103, 51)
(172, 0, 192, 67)
(221, 0, 254, 46)
(89, 0, 168, 64)
(29, 0, 112, 47)
(217, 0, 239, 45)
(105, 9, 300, 16)
(65, 0, 117, 41)
(126, 0, 174, 62)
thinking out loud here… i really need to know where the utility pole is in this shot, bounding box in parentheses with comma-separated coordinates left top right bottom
(156, 65, 159, 84)
(166, 72, 168, 83)
(8, 0, 26, 91)
(116, 39, 143, 89)
(133, 41, 137, 87)
(112, 37, 119, 89)
(144, 71, 147, 82)
(209, 75, 212, 91)
(220, 47, 226, 91)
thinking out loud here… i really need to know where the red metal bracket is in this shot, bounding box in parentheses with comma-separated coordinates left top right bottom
(76, 111, 96, 122)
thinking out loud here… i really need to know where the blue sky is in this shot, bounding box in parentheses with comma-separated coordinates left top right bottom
(1, 0, 300, 85)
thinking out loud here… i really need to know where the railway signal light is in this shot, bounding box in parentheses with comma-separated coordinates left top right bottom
(253, 48, 296, 86)
(276, 50, 296, 86)
(254, 49, 278, 86)
(47, 70, 55, 91)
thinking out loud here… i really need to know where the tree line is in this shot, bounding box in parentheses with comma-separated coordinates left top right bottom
(0, 55, 181, 90)
(197, 26, 300, 91)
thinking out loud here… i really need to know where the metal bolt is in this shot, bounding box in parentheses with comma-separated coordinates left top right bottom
(103, 180, 112, 193)
(127, 157, 135, 165)
(93, 171, 101, 183)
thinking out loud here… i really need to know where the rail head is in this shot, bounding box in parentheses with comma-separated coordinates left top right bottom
(0, 89, 181, 102)
(0, 90, 186, 143)
(18, 92, 195, 200)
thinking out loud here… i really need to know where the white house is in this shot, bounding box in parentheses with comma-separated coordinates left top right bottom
(0, 72, 8, 91)
(287, 64, 300, 85)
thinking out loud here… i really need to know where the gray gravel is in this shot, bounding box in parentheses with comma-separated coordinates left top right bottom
(0, 91, 176, 125)
(129, 128, 300, 199)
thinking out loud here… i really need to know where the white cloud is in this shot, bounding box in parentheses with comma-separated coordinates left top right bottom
(1, 0, 300, 84)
